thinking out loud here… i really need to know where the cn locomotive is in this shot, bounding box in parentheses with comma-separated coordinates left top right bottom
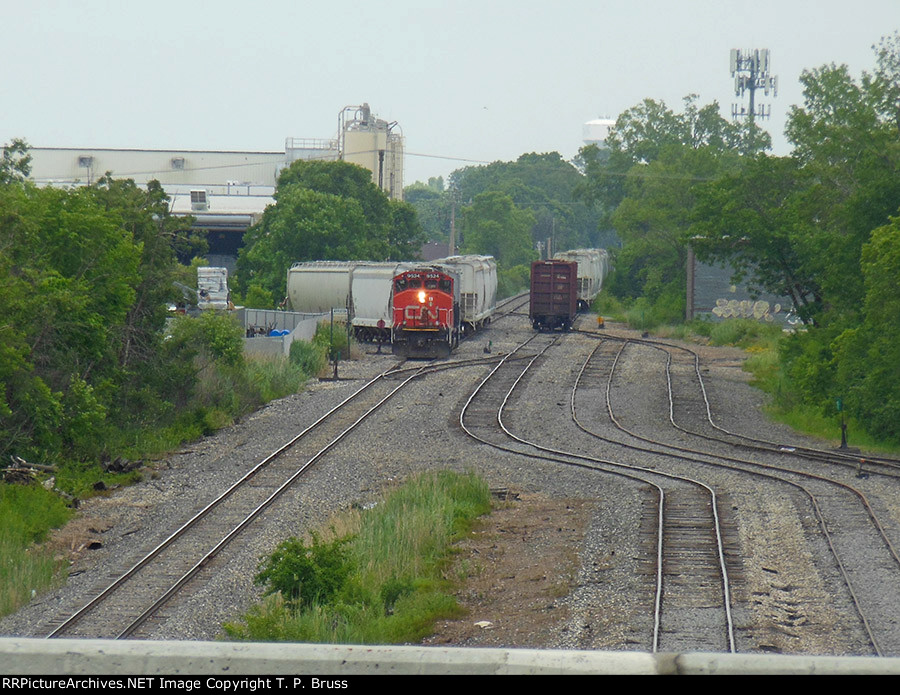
(391, 266, 460, 358)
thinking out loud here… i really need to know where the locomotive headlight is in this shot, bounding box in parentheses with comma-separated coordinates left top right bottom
(418, 290, 427, 303)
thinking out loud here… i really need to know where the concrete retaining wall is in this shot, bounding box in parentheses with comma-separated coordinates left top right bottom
(1, 639, 898, 676)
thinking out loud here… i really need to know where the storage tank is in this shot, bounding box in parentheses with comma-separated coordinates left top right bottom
(582, 118, 615, 148)
(339, 103, 404, 200)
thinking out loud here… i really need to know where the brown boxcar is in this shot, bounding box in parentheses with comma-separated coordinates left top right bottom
(530, 260, 578, 331)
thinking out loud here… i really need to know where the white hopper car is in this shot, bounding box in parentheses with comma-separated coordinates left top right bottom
(552, 248, 609, 309)
(432, 255, 497, 334)
(286, 261, 415, 342)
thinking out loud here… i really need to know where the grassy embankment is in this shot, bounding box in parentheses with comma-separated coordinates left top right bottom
(223, 470, 492, 643)
(0, 323, 344, 620)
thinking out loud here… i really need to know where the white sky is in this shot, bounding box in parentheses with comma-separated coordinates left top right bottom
(2, 0, 897, 184)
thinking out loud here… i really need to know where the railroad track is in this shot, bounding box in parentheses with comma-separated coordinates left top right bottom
(46, 361, 428, 639)
(576, 328, 900, 478)
(44, 340, 537, 640)
(580, 331, 900, 655)
(458, 331, 738, 653)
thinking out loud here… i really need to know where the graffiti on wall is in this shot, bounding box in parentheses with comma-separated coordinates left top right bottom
(711, 298, 782, 322)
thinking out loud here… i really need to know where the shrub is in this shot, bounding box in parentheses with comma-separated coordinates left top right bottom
(254, 533, 353, 609)
(498, 264, 530, 299)
(289, 340, 327, 377)
(313, 319, 351, 361)
(228, 470, 491, 643)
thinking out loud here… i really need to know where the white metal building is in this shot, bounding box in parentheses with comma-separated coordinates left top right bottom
(23, 103, 405, 263)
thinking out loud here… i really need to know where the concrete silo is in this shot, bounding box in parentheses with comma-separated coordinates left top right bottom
(339, 103, 404, 200)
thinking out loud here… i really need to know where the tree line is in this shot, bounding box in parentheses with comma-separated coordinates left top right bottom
(576, 33, 900, 444)
(0, 144, 311, 481)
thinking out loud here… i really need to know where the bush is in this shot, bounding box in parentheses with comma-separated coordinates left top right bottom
(591, 293, 626, 321)
(242, 284, 275, 310)
(313, 319, 351, 361)
(255, 533, 353, 609)
(709, 319, 781, 348)
(227, 470, 491, 644)
(497, 264, 530, 299)
(289, 340, 327, 377)
(166, 311, 245, 368)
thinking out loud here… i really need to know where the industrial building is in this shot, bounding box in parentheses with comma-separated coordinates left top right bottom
(23, 103, 404, 266)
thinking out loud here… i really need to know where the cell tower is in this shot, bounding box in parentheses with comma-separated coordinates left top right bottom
(730, 49, 778, 126)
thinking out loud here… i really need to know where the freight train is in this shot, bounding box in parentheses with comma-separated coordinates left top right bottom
(286, 255, 498, 357)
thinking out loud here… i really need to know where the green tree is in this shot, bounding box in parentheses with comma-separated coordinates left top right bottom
(450, 152, 604, 252)
(459, 191, 536, 268)
(236, 188, 374, 300)
(576, 96, 759, 320)
(0, 183, 142, 461)
(0, 138, 31, 184)
(388, 199, 427, 260)
(784, 49, 900, 320)
(237, 160, 424, 299)
(404, 182, 452, 242)
(576, 96, 768, 223)
(690, 155, 823, 323)
(836, 217, 900, 440)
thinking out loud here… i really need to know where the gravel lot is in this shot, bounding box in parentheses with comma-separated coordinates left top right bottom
(3, 312, 899, 656)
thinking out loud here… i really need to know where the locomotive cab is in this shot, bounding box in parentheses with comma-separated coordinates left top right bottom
(391, 268, 460, 358)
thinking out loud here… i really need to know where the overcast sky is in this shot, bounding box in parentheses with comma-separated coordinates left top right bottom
(2, 0, 897, 184)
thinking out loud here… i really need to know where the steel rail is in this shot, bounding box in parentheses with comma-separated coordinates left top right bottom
(500, 346, 735, 651)
(571, 340, 736, 653)
(593, 337, 886, 656)
(47, 360, 415, 638)
(459, 333, 736, 653)
(578, 329, 900, 474)
(117, 365, 429, 638)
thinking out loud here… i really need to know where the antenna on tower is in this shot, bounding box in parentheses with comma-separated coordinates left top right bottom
(730, 48, 778, 126)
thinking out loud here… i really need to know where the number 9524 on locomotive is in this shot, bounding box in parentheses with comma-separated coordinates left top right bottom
(391, 268, 461, 359)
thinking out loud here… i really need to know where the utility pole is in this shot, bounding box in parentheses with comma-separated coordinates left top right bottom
(449, 199, 456, 256)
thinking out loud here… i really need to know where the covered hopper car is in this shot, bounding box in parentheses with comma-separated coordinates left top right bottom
(287, 261, 414, 343)
(552, 248, 609, 309)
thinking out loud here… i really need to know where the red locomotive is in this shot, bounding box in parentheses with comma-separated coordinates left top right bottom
(391, 267, 461, 358)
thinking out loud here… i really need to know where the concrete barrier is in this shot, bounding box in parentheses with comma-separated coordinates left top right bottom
(2, 639, 899, 675)
(0, 639, 654, 675)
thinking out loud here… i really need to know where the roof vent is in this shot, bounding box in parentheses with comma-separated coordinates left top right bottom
(190, 189, 209, 211)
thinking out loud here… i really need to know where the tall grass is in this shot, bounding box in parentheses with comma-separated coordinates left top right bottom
(0, 484, 72, 618)
(223, 470, 492, 644)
